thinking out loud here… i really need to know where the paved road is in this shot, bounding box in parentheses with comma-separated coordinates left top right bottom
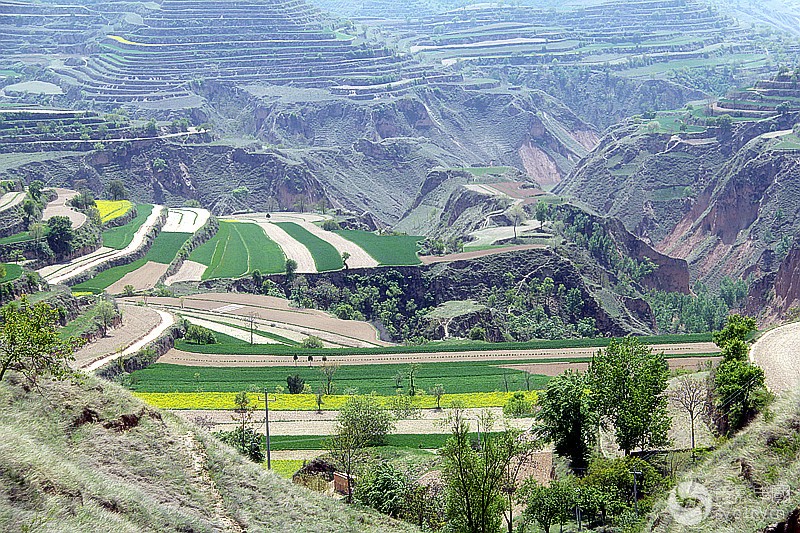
(751, 321, 800, 392)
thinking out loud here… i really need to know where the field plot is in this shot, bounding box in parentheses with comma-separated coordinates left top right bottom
(37, 205, 164, 285)
(102, 204, 154, 249)
(189, 221, 285, 280)
(274, 222, 343, 272)
(95, 200, 132, 223)
(129, 361, 545, 395)
(42, 188, 86, 228)
(335, 230, 421, 266)
(123, 292, 389, 349)
(72, 231, 191, 294)
(71, 304, 171, 370)
(0, 263, 21, 283)
(161, 207, 211, 233)
(0, 191, 24, 212)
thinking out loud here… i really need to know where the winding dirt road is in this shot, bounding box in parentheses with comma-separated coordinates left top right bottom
(751, 321, 800, 392)
(73, 305, 175, 371)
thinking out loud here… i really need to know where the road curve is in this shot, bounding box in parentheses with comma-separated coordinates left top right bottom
(750, 321, 800, 392)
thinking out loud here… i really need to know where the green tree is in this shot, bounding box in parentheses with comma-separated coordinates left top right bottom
(341, 251, 351, 270)
(355, 463, 407, 517)
(534, 200, 549, 228)
(27, 179, 44, 201)
(302, 335, 323, 349)
(22, 199, 36, 225)
(714, 359, 769, 433)
(0, 298, 82, 383)
(536, 370, 598, 470)
(589, 338, 671, 455)
(94, 300, 117, 337)
(108, 179, 127, 201)
(185, 324, 217, 345)
(284, 258, 298, 285)
(712, 314, 756, 349)
(286, 374, 305, 394)
(328, 395, 394, 501)
(45, 216, 74, 255)
(440, 407, 534, 533)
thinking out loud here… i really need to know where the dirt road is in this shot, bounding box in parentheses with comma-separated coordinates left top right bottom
(173, 407, 529, 436)
(0, 191, 25, 212)
(420, 244, 547, 264)
(157, 341, 720, 367)
(72, 305, 173, 371)
(750, 321, 800, 392)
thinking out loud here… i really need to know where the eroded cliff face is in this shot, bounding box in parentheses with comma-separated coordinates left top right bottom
(747, 246, 800, 325)
(246, 85, 598, 186)
(660, 137, 800, 287)
(0, 142, 328, 214)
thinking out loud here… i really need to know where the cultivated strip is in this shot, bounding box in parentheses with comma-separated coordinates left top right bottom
(42, 187, 87, 228)
(38, 205, 164, 285)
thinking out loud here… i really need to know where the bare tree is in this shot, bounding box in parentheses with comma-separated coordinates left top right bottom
(320, 361, 340, 395)
(670, 376, 707, 458)
(507, 203, 526, 241)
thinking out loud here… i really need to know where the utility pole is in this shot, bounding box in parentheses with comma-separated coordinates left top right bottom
(248, 312, 260, 345)
(264, 388, 271, 470)
(631, 469, 642, 516)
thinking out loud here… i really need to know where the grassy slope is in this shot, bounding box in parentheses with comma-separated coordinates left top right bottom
(191, 221, 285, 279)
(129, 362, 547, 395)
(275, 222, 343, 271)
(102, 204, 154, 249)
(72, 232, 192, 293)
(0, 373, 416, 532)
(334, 230, 421, 266)
(648, 391, 800, 532)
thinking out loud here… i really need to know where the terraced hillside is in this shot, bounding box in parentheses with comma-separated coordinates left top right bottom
(43, 0, 443, 104)
(324, 0, 797, 128)
(714, 70, 800, 117)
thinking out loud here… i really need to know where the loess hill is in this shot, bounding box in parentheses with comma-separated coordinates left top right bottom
(0, 371, 415, 532)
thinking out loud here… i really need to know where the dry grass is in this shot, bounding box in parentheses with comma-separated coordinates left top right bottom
(647, 391, 800, 532)
(0, 373, 416, 532)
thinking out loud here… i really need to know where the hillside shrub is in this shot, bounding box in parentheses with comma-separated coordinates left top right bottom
(322, 219, 341, 231)
(216, 427, 264, 462)
(286, 374, 305, 394)
(185, 325, 217, 345)
(502, 391, 534, 417)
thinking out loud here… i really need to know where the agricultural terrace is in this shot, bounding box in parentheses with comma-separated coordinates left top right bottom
(189, 221, 285, 280)
(102, 204, 154, 249)
(95, 200, 133, 223)
(130, 293, 389, 349)
(0, 263, 22, 283)
(161, 207, 211, 233)
(274, 222, 343, 272)
(37, 205, 164, 285)
(72, 231, 191, 294)
(335, 230, 421, 266)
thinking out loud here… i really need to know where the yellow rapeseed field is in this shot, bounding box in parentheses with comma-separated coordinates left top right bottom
(96, 200, 133, 223)
(134, 391, 538, 411)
